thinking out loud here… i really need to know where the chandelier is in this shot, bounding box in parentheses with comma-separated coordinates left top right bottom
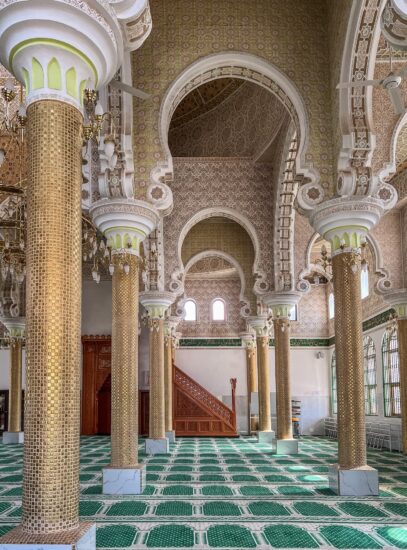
(0, 77, 27, 173)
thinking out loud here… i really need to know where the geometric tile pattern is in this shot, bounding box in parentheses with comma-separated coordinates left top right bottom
(0, 437, 407, 548)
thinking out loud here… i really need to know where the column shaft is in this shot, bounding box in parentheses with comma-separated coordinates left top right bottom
(8, 340, 22, 433)
(111, 256, 139, 467)
(274, 319, 293, 440)
(23, 100, 82, 533)
(332, 252, 366, 469)
(164, 335, 173, 433)
(149, 319, 165, 439)
(398, 318, 407, 453)
(257, 336, 272, 432)
(247, 348, 258, 394)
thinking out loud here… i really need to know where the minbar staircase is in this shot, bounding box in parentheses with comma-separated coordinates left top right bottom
(173, 364, 238, 437)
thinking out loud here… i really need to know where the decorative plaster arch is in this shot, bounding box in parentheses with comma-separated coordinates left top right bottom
(155, 51, 319, 191)
(182, 250, 252, 318)
(296, 231, 391, 294)
(380, 111, 407, 182)
(169, 206, 268, 297)
(336, 0, 394, 201)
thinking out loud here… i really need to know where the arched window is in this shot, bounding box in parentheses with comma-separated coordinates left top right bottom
(331, 351, 337, 414)
(328, 292, 335, 319)
(184, 299, 197, 322)
(361, 268, 369, 299)
(212, 298, 226, 321)
(382, 328, 400, 417)
(363, 336, 377, 415)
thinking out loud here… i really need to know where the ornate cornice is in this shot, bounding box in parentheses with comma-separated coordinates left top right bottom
(139, 290, 175, 319)
(90, 198, 159, 255)
(262, 290, 302, 319)
(309, 197, 384, 253)
(383, 288, 407, 318)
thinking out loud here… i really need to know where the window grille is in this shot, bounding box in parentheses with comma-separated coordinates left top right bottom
(382, 328, 400, 417)
(363, 336, 377, 415)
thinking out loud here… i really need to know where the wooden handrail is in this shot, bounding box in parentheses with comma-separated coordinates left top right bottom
(173, 363, 236, 431)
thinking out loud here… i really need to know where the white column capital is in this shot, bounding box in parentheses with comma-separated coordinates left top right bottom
(0, 0, 124, 109)
(247, 316, 270, 338)
(384, 289, 407, 319)
(262, 290, 302, 319)
(140, 291, 175, 319)
(90, 198, 159, 255)
(1, 317, 25, 339)
(309, 197, 384, 255)
(240, 332, 256, 349)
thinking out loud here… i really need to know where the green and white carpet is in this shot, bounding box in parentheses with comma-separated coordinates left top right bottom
(0, 436, 407, 549)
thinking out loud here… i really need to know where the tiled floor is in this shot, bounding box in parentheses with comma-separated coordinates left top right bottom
(0, 436, 407, 548)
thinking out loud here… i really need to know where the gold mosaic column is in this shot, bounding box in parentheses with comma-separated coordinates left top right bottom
(249, 318, 274, 444)
(9, 339, 23, 433)
(274, 318, 293, 438)
(24, 100, 83, 534)
(90, 201, 160, 494)
(310, 199, 382, 495)
(263, 291, 301, 454)
(384, 291, 407, 454)
(332, 251, 367, 470)
(140, 292, 174, 455)
(241, 333, 258, 434)
(2, 320, 25, 444)
(164, 317, 179, 443)
(310, 201, 384, 496)
(110, 255, 140, 468)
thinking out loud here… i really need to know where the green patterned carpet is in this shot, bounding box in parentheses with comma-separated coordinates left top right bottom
(0, 437, 407, 549)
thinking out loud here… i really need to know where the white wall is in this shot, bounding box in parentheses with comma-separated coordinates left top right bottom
(82, 280, 112, 335)
(176, 346, 330, 435)
(0, 349, 26, 390)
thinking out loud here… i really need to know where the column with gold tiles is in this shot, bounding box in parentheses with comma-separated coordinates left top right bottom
(164, 316, 180, 444)
(140, 292, 174, 455)
(263, 292, 301, 454)
(248, 317, 274, 444)
(91, 199, 159, 493)
(240, 332, 258, 434)
(310, 198, 382, 496)
(384, 290, 407, 454)
(2, 320, 25, 445)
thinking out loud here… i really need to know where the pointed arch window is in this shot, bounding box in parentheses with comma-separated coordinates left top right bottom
(363, 336, 377, 415)
(331, 351, 337, 414)
(184, 299, 197, 322)
(382, 328, 400, 417)
(212, 298, 226, 321)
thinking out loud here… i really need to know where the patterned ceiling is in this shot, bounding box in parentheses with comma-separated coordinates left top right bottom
(170, 78, 244, 130)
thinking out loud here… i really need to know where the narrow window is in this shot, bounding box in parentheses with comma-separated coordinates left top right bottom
(361, 268, 369, 299)
(184, 299, 197, 321)
(363, 336, 377, 415)
(328, 292, 335, 319)
(212, 299, 226, 321)
(331, 351, 337, 414)
(382, 328, 400, 417)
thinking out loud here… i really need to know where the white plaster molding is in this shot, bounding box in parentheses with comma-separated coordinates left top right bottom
(382, 0, 407, 50)
(309, 197, 384, 253)
(158, 51, 319, 194)
(90, 197, 159, 254)
(1, 317, 25, 337)
(262, 290, 302, 318)
(110, 0, 152, 51)
(183, 250, 252, 318)
(0, 0, 123, 107)
(139, 290, 175, 318)
(169, 206, 268, 297)
(383, 287, 407, 317)
(247, 315, 271, 337)
(337, 0, 386, 196)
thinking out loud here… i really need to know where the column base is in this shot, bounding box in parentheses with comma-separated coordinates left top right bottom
(328, 464, 379, 496)
(276, 438, 299, 455)
(0, 523, 95, 550)
(257, 430, 275, 445)
(3, 432, 24, 444)
(165, 430, 176, 444)
(145, 437, 169, 455)
(103, 465, 145, 495)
